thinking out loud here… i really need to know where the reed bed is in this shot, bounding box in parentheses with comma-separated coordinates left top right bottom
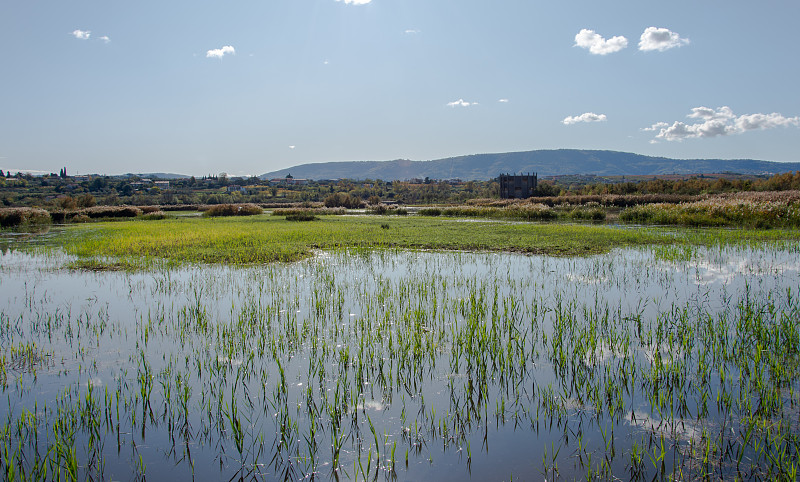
(418, 204, 607, 222)
(0, 208, 51, 227)
(200, 203, 264, 217)
(419, 204, 558, 220)
(0, 242, 799, 480)
(466, 193, 702, 208)
(366, 204, 408, 215)
(621, 194, 800, 228)
(48, 206, 143, 224)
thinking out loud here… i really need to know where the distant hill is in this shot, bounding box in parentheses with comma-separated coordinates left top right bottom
(260, 149, 800, 181)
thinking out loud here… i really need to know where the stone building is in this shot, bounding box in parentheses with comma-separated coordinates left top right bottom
(498, 173, 538, 199)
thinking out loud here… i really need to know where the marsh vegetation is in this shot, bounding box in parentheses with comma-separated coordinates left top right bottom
(1, 217, 799, 480)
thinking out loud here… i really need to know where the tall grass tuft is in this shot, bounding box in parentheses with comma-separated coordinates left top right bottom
(201, 204, 263, 217)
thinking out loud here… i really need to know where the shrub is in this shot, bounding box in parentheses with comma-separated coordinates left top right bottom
(323, 193, 363, 209)
(368, 204, 389, 215)
(367, 204, 408, 215)
(202, 204, 263, 217)
(76, 193, 96, 208)
(57, 196, 77, 209)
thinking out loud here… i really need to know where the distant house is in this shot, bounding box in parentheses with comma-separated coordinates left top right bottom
(154, 180, 170, 189)
(499, 173, 538, 199)
(226, 185, 247, 193)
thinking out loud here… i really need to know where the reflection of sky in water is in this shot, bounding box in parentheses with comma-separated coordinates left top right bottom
(3, 244, 798, 342)
(687, 254, 800, 286)
(1, 243, 799, 479)
(3, 244, 796, 384)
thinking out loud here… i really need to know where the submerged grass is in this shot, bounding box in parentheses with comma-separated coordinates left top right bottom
(37, 215, 673, 265)
(2, 245, 800, 480)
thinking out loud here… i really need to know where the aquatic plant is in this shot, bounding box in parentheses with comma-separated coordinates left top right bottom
(0, 240, 799, 479)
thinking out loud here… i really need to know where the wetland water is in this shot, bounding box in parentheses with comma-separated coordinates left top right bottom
(1, 244, 799, 480)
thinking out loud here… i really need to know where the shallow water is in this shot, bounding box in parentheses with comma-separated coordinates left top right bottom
(1, 243, 799, 480)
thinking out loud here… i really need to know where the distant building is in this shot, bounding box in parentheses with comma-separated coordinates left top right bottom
(154, 180, 170, 189)
(499, 173, 538, 199)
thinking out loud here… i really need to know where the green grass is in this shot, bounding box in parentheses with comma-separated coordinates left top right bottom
(29, 214, 800, 267)
(37, 215, 659, 265)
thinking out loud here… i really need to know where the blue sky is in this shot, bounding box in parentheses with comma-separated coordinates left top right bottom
(2, 0, 799, 176)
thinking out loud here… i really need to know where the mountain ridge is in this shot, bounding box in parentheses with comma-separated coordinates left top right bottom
(260, 149, 800, 181)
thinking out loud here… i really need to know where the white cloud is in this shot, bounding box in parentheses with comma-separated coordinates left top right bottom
(337, 0, 371, 4)
(645, 106, 800, 142)
(72, 29, 91, 40)
(498, 99, 509, 103)
(574, 29, 628, 55)
(688, 106, 734, 121)
(206, 45, 235, 58)
(638, 27, 689, 52)
(563, 112, 607, 125)
(99, 35, 110, 44)
(735, 113, 799, 131)
(447, 99, 476, 107)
